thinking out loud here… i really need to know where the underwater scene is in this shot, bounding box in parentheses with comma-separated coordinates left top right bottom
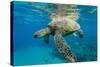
(11, 1, 97, 66)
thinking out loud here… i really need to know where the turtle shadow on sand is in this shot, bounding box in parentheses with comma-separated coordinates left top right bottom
(33, 4, 84, 62)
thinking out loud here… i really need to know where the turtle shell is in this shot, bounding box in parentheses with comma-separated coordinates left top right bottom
(48, 16, 80, 35)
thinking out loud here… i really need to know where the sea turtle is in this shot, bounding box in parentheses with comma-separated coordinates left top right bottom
(33, 4, 83, 62)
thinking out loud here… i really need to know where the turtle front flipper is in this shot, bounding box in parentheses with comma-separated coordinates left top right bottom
(77, 29, 84, 38)
(54, 30, 77, 62)
(33, 27, 50, 38)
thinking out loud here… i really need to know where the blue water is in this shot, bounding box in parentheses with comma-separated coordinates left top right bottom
(12, 1, 97, 66)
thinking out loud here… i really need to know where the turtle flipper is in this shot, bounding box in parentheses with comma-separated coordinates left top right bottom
(77, 29, 84, 38)
(33, 27, 50, 38)
(54, 30, 77, 62)
(44, 34, 49, 44)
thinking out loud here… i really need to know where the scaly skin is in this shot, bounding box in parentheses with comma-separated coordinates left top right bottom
(54, 30, 77, 62)
(34, 27, 50, 38)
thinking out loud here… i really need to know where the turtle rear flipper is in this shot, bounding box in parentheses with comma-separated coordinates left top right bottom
(44, 34, 49, 44)
(33, 27, 50, 38)
(54, 30, 77, 62)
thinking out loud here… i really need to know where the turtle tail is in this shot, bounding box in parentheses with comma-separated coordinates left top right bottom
(54, 30, 77, 62)
(33, 27, 50, 38)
